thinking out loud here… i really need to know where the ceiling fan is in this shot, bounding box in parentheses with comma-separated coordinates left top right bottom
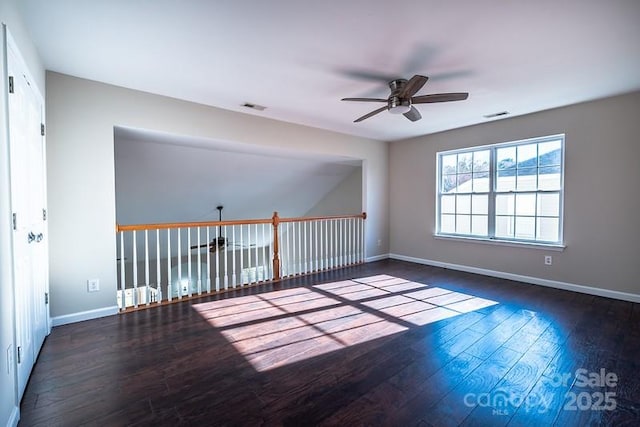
(341, 74, 468, 123)
(190, 205, 228, 253)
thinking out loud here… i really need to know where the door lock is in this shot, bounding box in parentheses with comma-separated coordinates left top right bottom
(27, 232, 43, 243)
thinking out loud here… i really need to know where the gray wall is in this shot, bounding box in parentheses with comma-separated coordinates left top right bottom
(46, 71, 389, 320)
(0, 0, 46, 424)
(305, 167, 363, 217)
(389, 91, 640, 295)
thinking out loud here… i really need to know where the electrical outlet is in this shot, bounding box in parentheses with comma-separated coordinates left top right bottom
(377, 239, 382, 247)
(544, 255, 553, 266)
(87, 279, 100, 292)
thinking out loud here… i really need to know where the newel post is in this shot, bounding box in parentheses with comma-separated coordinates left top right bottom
(272, 211, 281, 281)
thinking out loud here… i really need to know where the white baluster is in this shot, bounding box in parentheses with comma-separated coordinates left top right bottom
(290, 222, 298, 276)
(187, 227, 192, 297)
(319, 220, 324, 271)
(206, 227, 211, 293)
(232, 225, 237, 287)
(215, 225, 220, 292)
(254, 224, 259, 282)
(239, 224, 244, 284)
(247, 223, 252, 282)
(360, 217, 365, 262)
(341, 219, 344, 266)
(119, 232, 125, 310)
(336, 220, 340, 267)
(354, 218, 360, 263)
(282, 224, 287, 277)
(353, 218, 357, 264)
(328, 220, 333, 269)
(177, 228, 182, 299)
(338, 220, 342, 267)
(144, 230, 150, 305)
(196, 227, 202, 295)
(223, 225, 228, 289)
(345, 219, 350, 265)
(132, 230, 138, 307)
(297, 221, 302, 274)
(167, 229, 172, 302)
(328, 220, 332, 268)
(314, 221, 318, 272)
(156, 229, 161, 303)
(348, 218, 353, 265)
(334, 220, 338, 268)
(303, 221, 308, 274)
(289, 223, 293, 276)
(261, 223, 267, 281)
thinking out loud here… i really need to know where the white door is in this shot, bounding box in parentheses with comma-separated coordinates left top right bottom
(7, 34, 49, 400)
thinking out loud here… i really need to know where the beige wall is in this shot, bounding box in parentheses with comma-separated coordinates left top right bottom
(46, 71, 389, 319)
(389, 91, 640, 296)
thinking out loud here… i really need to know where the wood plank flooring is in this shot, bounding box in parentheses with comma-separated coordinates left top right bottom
(19, 260, 640, 426)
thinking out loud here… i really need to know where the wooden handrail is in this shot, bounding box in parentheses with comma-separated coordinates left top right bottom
(279, 213, 366, 223)
(116, 218, 272, 232)
(116, 212, 367, 232)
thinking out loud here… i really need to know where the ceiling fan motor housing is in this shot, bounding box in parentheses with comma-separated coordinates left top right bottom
(388, 79, 412, 114)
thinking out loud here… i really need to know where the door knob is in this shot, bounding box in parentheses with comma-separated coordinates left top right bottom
(36, 233, 44, 242)
(28, 232, 36, 243)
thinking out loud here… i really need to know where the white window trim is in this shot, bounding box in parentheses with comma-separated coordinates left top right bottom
(434, 234, 566, 251)
(435, 134, 565, 247)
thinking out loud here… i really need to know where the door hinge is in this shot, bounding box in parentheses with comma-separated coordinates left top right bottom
(17, 346, 21, 364)
(41, 123, 45, 136)
(8, 76, 14, 94)
(12, 213, 17, 230)
(43, 209, 47, 221)
(45, 292, 49, 305)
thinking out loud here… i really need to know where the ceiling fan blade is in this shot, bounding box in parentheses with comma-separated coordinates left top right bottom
(190, 243, 212, 250)
(338, 69, 398, 83)
(403, 106, 422, 122)
(412, 92, 469, 104)
(341, 97, 387, 103)
(354, 106, 388, 123)
(400, 75, 428, 98)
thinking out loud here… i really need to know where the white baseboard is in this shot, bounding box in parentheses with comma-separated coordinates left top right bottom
(6, 405, 19, 427)
(365, 254, 390, 263)
(51, 305, 119, 327)
(389, 253, 640, 304)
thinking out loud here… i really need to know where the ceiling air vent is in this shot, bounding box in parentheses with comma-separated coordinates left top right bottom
(242, 102, 266, 111)
(483, 111, 509, 118)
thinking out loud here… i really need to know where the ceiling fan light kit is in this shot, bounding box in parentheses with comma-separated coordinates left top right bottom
(342, 74, 469, 123)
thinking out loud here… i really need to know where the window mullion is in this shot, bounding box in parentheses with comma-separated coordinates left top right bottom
(488, 148, 496, 238)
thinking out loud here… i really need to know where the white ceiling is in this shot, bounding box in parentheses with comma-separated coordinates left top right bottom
(19, 0, 640, 141)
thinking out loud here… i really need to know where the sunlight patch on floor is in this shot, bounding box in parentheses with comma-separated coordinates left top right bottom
(193, 275, 498, 371)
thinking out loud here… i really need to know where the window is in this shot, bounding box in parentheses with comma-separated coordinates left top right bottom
(437, 134, 564, 245)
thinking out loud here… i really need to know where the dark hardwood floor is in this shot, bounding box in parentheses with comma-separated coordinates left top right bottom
(19, 259, 640, 426)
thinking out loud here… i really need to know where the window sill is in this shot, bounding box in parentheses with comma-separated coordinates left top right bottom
(434, 234, 566, 251)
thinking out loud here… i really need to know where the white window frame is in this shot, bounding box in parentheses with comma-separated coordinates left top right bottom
(435, 134, 565, 248)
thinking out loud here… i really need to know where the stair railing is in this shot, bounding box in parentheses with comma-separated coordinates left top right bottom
(115, 212, 366, 311)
